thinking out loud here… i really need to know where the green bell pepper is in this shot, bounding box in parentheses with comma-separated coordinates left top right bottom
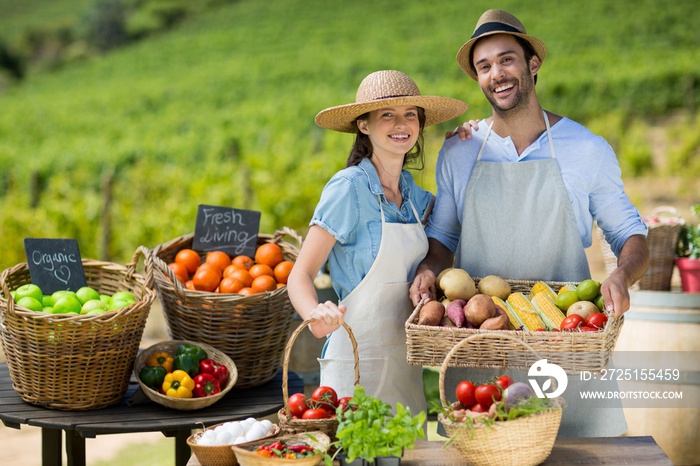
(139, 365, 167, 390)
(173, 352, 200, 378)
(175, 343, 208, 363)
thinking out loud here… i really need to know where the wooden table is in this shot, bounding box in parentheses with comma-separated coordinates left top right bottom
(0, 362, 303, 466)
(187, 435, 672, 465)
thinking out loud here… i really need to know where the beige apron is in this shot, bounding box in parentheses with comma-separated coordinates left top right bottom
(446, 111, 627, 437)
(319, 197, 428, 415)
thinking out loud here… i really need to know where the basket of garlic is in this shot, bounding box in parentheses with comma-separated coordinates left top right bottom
(187, 417, 280, 466)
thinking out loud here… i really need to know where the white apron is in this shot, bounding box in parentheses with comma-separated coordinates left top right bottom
(446, 112, 627, 437)
(319, 197, 428, 416)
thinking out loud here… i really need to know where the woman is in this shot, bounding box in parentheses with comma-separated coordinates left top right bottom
(287, 70, 467, 415)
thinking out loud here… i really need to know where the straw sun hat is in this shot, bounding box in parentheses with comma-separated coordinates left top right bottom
(314, 70, 468, 133)
(456, 9, 547, 80)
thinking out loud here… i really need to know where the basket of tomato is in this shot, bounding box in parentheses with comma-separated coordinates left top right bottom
(149, 227, 302, 389)
(133, 339, 238, 410)
(277, 320, 359, 439)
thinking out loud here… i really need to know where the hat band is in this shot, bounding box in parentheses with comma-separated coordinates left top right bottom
(372, 94, 411, 101)
(471, 22, 522, 39)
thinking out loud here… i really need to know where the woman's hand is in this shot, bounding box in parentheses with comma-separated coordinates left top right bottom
(309, 302, 347, 338)
(445, 119, 481, 140)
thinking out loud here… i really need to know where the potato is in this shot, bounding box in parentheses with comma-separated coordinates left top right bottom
(477, 275, 511, 300)
(567, 300, 599, 320)
(464, 294, 496, 327)
(440, 315, 455, 327)
(440, 268, 476, 301)
(436, 267, 456, 290)
(418, 300, 445, 326)
(479, 306, 509, 330)
(445, 299, 467, 327)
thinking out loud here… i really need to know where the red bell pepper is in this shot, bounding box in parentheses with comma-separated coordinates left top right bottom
(198, 358, 229, 386)
(192, 373, 221, 398)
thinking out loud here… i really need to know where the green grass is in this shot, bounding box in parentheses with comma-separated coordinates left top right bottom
(0, 0, 698, 271)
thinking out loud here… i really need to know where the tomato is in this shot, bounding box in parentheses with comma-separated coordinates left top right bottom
(560, 314, 584, 331)
(311, 386, 338, 413)
(585, 312, 608, 329)
(337, 396, 353, 413)
(301, 408, 330, 419)
(455, 380, 477, 408)
(287, 392, 309, 418)
(579, 325, 599, 332)
(471, 403, 489, 413)
(495, 375, 514, 390)
(474, 384, 501, 408)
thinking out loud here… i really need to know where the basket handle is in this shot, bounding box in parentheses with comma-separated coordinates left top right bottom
(281, 319, 359, 414)
(125, 245, 155, 290)
(149, 248, 189, 295)
(438, 333, 555, 409)
(272, 227, 304, 250)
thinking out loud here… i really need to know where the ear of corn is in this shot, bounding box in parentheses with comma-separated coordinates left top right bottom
(557, 284, 578, 295)
(506, 292, 545, 331)
(492, 296, 521, 330)
(530, 281, 557, 301)
(531, 291, 566, 329)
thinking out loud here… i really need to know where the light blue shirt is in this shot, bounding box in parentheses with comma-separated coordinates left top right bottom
(426, 117, 647, 257)
(311, 158, 433, 301)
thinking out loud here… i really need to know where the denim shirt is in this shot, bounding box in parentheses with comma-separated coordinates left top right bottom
(311, 157, 433, 301)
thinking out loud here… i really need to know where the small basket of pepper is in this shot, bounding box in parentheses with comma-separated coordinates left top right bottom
(133, 339, 238, 410)
(232, 431, 330, 466)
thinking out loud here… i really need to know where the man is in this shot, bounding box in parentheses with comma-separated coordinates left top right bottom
(409, 9, 649, 437)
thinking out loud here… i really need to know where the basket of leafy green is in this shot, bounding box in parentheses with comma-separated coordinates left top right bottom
(437, 334, 564, 466)
(322, 385, 426, 466)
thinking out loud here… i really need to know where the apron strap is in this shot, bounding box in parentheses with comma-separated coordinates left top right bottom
(477, 110, 556, 161)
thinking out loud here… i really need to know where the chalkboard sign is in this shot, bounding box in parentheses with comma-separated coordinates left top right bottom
(23, 238, 88, 294)
(193, 204, 261, 257)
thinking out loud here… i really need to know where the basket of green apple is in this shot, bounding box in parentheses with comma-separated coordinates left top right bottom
(0, 246, 156, 410)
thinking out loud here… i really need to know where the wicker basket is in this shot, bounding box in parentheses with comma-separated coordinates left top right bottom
(0, 247, 155, 410)
(277, 320, 359, 439)
(187, 421, 281, 466)
(598, 206, 684, 291)
(150, 228, 301, 388)
(133, 339, 238, 410)
(438, 333, 563, 466)
(232, 431, 330, 466)
(405, 278, 624, 374)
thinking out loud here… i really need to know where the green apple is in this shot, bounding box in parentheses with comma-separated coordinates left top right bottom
(80, 299, 108, 315)
(43, 307, 54, 313)
(42, 294, 55, 308)
(99, 294, 112, 305)
(108, 299, 132, 311)
(16, 296, 43, 312)
(15, 284, 43, 303)
(52, 295, 82, 314)
(111, 291, 136, 303)
(76, 286, 100, 305)
(52, 290, 78, 303)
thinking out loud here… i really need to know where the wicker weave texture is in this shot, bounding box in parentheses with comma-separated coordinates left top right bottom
(231, 431, 330, 466)
(0, 247, 155, 410)
(150, 229, 300, 388)
(133, 339, 238, 410)
(405, 279, 624, 374)
(438, 333, 562, 466)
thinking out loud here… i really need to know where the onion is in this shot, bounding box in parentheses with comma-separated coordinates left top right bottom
(502, 382, 535, 410)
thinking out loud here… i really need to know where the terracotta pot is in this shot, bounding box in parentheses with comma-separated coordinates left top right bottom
(676, 258, 700, 293)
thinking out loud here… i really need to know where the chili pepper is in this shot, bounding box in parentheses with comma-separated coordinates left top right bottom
(287, 444, 314, 454)
(146, 351, 173, 373)
(198, 358, 228, 386)
(138, 365, 167, 390)
(162, 369, 194, 398)
(269, 441, 284, 451)
(192, 373, 221, 398)
(173, 352, 200, 378)
(175, 343, 208, 363)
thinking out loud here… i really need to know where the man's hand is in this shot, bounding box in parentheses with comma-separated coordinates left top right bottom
(600, 234, 649, 317)
(445, 119, 481, 140)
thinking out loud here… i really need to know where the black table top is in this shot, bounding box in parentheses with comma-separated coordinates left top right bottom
(0, 362, 304, 438)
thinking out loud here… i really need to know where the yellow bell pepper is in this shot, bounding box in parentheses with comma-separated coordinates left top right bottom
(146, 351, 173, 373)
(162, 370, 195, 398)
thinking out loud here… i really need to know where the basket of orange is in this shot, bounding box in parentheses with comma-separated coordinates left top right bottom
(149, 227, 301, 388)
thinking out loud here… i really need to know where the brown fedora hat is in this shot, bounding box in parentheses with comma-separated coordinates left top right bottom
(315, 70, 468, 133)
(456, 9, 547, 80)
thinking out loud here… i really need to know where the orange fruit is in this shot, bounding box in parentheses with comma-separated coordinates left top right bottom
(205, 250, 231, 272)
(219, 276, 245, 294)
(232, 255, 254, 270)
(223, 264, 239, 277)
(249, 263, 274, 279)
(277, 283, 285, 288)
(175, 248, 201, 275)
(167, 262, 188, 284)
(273, 260, 294, 285)
(185, 280, 195, 291)
(193, 267, 221, 292)
(197, 262, 222, 278)
(229, 268, 254, 287)
(238, 287, 257, 296)
(255, 243, 284, 268)
(252, 275, 277, 293)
